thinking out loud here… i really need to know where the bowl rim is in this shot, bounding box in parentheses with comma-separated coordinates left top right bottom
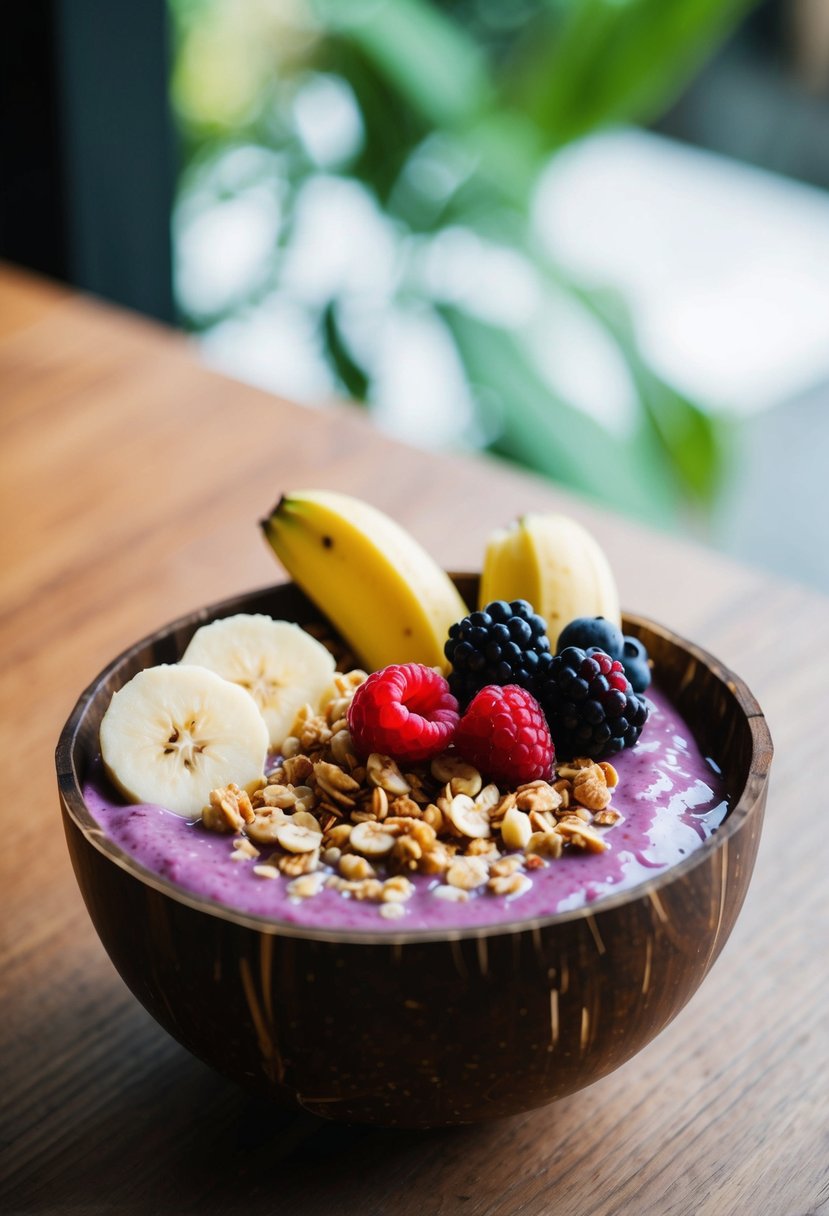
(56, 580, 773, 945)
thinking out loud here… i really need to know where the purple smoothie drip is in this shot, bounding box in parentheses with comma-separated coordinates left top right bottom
(83, 685, 728, 931)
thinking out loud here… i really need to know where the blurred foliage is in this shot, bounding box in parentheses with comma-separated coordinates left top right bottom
(170, 0, 754, 521)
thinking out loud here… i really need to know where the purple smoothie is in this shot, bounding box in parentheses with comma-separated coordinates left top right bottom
(83, 685, 728, 931)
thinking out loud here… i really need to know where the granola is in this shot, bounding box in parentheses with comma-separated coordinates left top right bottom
(203, 670, 624, 919)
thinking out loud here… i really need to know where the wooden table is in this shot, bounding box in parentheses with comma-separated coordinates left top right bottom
(1, 265, 827, 1215)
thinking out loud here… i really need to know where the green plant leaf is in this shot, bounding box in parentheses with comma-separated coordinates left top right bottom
(321, 40, 431, 202)
(315, 0, 496, 131)
(512, 0, 756, 146)
(322, 301, 370, 401)
(318, 0, 546, 208)
(440, 304, 679, 521)
(574, 285, 726, 502)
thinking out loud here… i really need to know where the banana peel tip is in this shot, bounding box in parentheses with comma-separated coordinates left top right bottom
(260, 494, 289, 531)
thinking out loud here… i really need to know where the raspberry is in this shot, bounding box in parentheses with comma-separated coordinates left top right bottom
(347, 663, 460, 764)
(453, 685, 554, 787)
(445, 600, 552, 708)
(535, 646, 649, 760)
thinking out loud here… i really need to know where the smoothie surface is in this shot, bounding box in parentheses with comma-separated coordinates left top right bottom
(84, 685, 729, 931)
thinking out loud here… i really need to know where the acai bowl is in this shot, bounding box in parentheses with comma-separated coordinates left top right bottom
(56, 500, 772, 1127)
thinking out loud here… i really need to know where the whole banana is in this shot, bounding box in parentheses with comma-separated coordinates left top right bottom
(261, 490, 468, 673)
(480, 513, 621, 648)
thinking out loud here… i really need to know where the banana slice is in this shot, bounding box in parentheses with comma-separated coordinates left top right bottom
(180, 614, 335, 747)
(99, 664, 268, 819)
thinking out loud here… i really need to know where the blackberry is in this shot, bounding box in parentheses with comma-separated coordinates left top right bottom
(535, 646, 649, 760)
(445, 599, 553, 707)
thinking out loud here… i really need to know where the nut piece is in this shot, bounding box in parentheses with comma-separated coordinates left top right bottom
(291, 785, 318, 813)
(287, 871, 326, 899)
(490, 854, 524, 878)
(599, 761, 619, 789)
(278, 849, 319, 877)
(404, 771, 433, 804)
(488, 873, 532, 898)
(573, 766, 612, 811)
(417, 841, 454, 875)
(403, 820, 437, 850)
(259, 784, 297, 809)
(366, 753, 411, 796)
(324, 823, 353, 848)
(371, 786, 389, 820)
(329, 729, 357, 769)
(559, 806, 592, 824)
(446, 855, 489, 890)
(203, 783, 255, 833)
(433, 884, 469, 903)
(594, 808, 622, 827)
(447, 794, 491, 839)
(333, 876, 384, 901)
(292, 809, 323, 832)
(246, 808, 291, 845)
(389, 795, 422, 819)
(281, 754, 314, 786)
(464, 838, 499, 861)
(314, 759, 360, 806)
(552, 780, 571, 809)
(489, 792, 516, 825)
(474, 783, 501, 814)
(555, 820, 608, 853)
(430, 754, 482, 798)
(381, 875, 415, 903)
(230, 837, 260, 861)
(527, 831, 563, 859)
(422, 803, 445, 833)
(515, 781, 562, 814)
(391, 835, 421, 869)
(350, 820, 397, 858)
(379, 902, 405, 920)
(500, 806, 533, 850)
(338, 853, 376, 881)
(557, 759, 594, 778)
(528, 808, 556, 834)
(276, 818, 324, 854)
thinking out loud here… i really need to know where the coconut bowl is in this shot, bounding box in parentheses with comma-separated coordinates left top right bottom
(56, 577, 772, 1128)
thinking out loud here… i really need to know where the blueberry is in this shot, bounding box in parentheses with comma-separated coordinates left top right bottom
(625, 662, 650, 693)
(556, 616, 624, 660)
(622, 636, 651, 691)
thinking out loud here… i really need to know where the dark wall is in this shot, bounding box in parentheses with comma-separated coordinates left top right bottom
(0, 0, 175, 323)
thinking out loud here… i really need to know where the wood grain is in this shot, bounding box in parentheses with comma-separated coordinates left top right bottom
(1, 264, 827, 1212)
